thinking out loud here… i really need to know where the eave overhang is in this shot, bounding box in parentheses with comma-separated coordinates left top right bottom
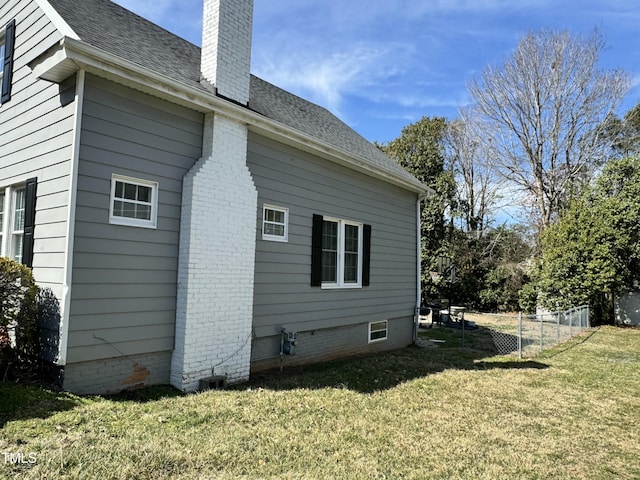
(29, 36, 429, 195)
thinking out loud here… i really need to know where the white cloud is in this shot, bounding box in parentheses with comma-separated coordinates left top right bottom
(253, 43, 399, 116)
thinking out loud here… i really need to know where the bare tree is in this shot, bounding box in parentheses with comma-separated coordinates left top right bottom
(445, 116, 501, 238)
(468, 29, 630, 231)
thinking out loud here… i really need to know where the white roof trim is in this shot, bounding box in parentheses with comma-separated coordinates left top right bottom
(34, 0, 80, 40)
(32, 37, 428, 194)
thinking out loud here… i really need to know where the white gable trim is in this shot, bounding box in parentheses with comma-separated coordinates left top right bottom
(30, 37, 427, 195)
(34, 0, 80, 40)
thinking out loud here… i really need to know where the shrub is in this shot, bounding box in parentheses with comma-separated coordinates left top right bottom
(0, 258, 41, 379)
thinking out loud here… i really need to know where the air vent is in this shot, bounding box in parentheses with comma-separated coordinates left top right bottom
(199, 375, 227, 391)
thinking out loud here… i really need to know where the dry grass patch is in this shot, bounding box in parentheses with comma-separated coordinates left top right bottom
(1, 326, 639, 479)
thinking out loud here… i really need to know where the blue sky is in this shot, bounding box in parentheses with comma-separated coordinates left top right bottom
(113, 0, 640, 144)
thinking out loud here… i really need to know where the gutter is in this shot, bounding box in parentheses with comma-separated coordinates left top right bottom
(30, 37, 428, 195)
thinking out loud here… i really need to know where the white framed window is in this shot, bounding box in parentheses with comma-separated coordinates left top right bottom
(109, 174, 158, 229)
(369, 320, 388, 343)
(321, 217, 363, 288)
(262, 204, 288, 242)
(11, 187, 25, 263)
(0, 185, 26, 263)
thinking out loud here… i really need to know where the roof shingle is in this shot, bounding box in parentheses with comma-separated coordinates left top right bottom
(47, 0, 423, 188)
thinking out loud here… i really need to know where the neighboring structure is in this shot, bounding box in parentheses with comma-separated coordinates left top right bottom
(0, 0, 429, 394)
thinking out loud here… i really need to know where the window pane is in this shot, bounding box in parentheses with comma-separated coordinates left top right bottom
(273, 210, 285, 223)
(321, 220, 338, 282)
(265, 224, 284, 236)
(322, 251, 337, 283)
(370, 321, 387, 331)
(344, 252, 358, 283)
(115, 181, 124, 198)
(13, 189, 26, 231)
(135, 204, 151, 220)
(122, 202, 136, 218)
(322, 221, 337, 250)
(137, 185, 151, 203)
(370, 330, 387, 340)
(123, 183, 137, 200)
(0, 192, 4, 225)
(113, 200, 125, 217)
(12, 233, 23, 263)
(345, 225, 359, 252)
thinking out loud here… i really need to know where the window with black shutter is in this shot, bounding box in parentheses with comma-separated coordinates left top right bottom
(311, 214, 371, 288)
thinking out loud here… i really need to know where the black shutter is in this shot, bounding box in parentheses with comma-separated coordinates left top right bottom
(22, 177, 37, 268)
(362, 224, 371, 286)
(1, 20, 16, 104)
(311, 214, 323, 286)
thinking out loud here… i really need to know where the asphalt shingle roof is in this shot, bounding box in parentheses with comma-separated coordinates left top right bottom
(47, 0, 423, 189)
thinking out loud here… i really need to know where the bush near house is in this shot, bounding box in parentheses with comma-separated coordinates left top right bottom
(0, 258, 40, 380)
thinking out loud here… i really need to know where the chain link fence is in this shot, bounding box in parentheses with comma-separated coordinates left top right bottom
(488, 305, 590, 358)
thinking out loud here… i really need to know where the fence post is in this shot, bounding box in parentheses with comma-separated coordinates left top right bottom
(540, 313, 544, 353)
(570, 310, 573, 337)
(585, 306, 589, 330)
(518, 312, 522, 359)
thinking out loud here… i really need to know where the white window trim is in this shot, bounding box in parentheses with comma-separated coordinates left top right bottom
(109, 174, 158, 229)
(322, 217, 363, 289)
(368, 320, 388, 343)
(262, 204, 289, 242)
(11, 186, 25, 263)
(0, 184, 25, 262)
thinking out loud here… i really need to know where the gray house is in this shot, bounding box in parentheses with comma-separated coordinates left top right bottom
(0, 0, 428, 394)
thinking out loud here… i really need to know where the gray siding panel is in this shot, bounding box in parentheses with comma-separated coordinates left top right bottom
(248, 133, 419, 338)
(0, 0, 72, 301)
(67, 75, 202, 364)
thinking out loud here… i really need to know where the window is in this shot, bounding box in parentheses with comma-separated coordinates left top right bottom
(321, 218, 362, 287)
(1, 19, 16, 104)
(11, 187, 25, 263)
(262, 205, 288, 242)
(311, 214, 371, 288)
(1, 179, 36, 266)
(109, 175, 158, 228)
(369, 320, 388, 343)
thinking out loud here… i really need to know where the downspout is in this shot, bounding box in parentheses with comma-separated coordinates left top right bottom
(58, 69, 85, 366)
(413, 193, 426, 344)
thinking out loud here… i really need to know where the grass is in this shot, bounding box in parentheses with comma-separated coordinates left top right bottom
(1, 325, 639, 479)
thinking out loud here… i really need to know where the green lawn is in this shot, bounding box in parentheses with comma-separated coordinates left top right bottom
(1, 326, 639, 479)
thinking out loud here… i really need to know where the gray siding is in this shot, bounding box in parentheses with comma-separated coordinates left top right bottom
(67, 75, 202, 364)
(248, 133, 419, 338)
(0, 0, 72, 299)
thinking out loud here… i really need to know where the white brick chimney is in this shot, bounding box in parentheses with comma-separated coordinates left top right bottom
(171, 0, 257, 392)
(201, 0, 253, 104)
